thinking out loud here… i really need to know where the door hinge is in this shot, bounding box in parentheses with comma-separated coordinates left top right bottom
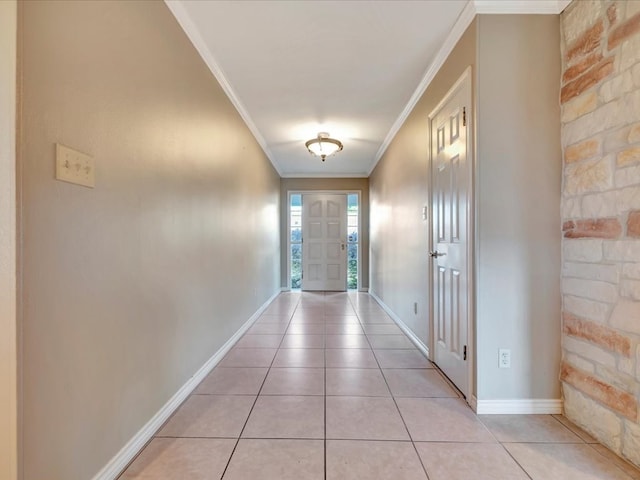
(463, 345, 467, 361)
(462, 107, 466, 127)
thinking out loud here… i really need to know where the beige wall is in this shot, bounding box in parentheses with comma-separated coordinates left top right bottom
(20, 1, 280, 479)
(370, 20, 477, 346)
(280, 177, 369, 290)
(370, 15, 562, 401)
(0, 2, 18, 479)
(560, 0, 640, 466)
(475, 15, 561, 400)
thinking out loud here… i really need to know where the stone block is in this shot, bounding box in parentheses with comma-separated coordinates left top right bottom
(565, 156, 613, 195)
(609, 12, 640, 50)
(605, 125, 633, 154)
(566, 19, 604, 63)
(617, 146, 640, 166)
(565, 351, 596, 373)
(595, 363, 638, 391)
(562, 91, 599, 123)
(622, 421, 640, 467)
(563, 1, 603, 46)
(563, 197, 582, 219)
(563, 218, 622, 239)
(564, 52, 604, 84)
(582, 191, 618, 217)
(610, 299, 640, 335)
(618, 185, 640, 211)
(621, 279, 640, 300)
(618, 355, 635, 378)
(563, 311, 631, 356)
(561, 362, 637, 419)
(563, 261, 619, 283)
(564, 100, 624, 145)
(600, 70, 634, 102)
(565, 138, 601, 163)
(562, 383, 623, 452)
(629, 122, 640, 143)
(564, 336, 617, 368)
(622, 263, 640, 279)
(563, 238, 603, 262)
(628, 210, 640, 237)
(563, 277, 618, 303)
(620, 33, 640, 71)
(564, 294, 612, 323)
(604, 240, 640, 261)
(561, 57, 615, 104)
(615, 164, 640, 188)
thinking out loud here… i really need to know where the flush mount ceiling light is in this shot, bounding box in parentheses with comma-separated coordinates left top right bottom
(305, 132, 343, 162)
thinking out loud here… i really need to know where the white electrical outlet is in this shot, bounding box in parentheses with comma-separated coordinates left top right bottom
(55, 143, 95, 188)
(499, 349, 511, 368)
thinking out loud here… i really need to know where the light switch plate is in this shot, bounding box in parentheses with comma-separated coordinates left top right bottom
(55, 143, 95, 188)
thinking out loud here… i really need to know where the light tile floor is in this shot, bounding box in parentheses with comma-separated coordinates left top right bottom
(120, 292, 640, 480)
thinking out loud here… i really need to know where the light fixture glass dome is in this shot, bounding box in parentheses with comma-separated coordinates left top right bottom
(305, 132, 343, 161)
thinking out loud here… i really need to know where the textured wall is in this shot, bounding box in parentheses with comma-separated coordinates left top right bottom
(560, 0, 640, 466)
(20, 1, 280, 478)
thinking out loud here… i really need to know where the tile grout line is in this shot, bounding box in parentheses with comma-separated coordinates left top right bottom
(348, 293, 432, 480)
(218, 295, 300, 479)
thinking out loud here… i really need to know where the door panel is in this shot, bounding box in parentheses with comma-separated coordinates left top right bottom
(430, 71, 472, 398)
(302, 194, 347, 291)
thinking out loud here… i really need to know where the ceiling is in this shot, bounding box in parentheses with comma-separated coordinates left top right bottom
(166, 0, 569, 178)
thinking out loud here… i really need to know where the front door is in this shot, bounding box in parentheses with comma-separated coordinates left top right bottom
(302, 194, 347, 291)
(429, 69, 472, 398)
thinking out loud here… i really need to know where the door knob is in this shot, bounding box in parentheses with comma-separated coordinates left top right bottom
(429, 251, 446, 258)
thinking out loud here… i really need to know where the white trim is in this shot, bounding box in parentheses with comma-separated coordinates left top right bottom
(163, 0, 282, 177)
(474, 0, 568, 14)
(358, 287, 369, 293)
(369, 291, 429, 359)
(475, 399, 563, 415)
(91, 289, 282, 480)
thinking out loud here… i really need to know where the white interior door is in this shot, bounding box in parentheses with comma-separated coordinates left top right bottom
(302, 194, 347, 291)
(430, 70, 472, 398)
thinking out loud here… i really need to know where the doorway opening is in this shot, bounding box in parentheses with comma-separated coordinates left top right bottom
(287, 191, 360, 291)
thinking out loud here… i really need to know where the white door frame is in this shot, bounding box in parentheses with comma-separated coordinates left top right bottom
(428, 66, 475, 404)
(286, 190, 361, 291)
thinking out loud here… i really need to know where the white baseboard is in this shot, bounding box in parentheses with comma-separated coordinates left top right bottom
(368, 290, 429, 358)
(475, 399, 563, 414)
(91, 289, 282, 480)
(358, 287, 369, 293)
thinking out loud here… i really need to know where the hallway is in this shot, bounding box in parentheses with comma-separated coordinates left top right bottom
(120, 292, 639, 479)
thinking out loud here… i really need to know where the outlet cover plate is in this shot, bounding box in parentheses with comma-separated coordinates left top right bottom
(56, 143, 95, 188)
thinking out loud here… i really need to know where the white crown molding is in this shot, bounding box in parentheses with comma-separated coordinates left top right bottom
(91, 288, 282, 480)
(163, 0, 283, 177)
(368, 0, 569, 177)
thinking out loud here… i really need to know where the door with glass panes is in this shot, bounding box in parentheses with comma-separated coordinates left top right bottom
(289, 193, 359, 291)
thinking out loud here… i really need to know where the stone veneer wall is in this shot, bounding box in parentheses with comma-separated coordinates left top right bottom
(560, 0, 640, 466)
